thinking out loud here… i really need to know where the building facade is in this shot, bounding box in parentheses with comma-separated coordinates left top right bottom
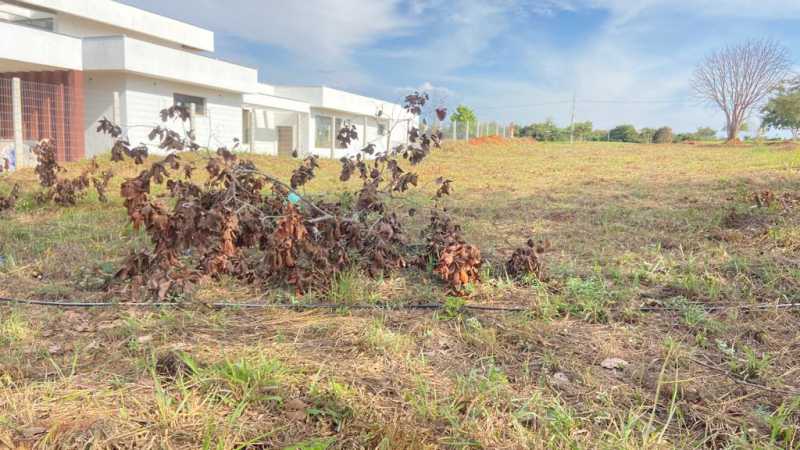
(0, 0, 415, 168)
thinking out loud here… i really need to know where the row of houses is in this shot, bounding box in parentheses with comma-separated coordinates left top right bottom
(0, 0, 416, 168)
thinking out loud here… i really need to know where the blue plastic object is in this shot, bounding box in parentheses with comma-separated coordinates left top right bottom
(287, 192, 301, 205)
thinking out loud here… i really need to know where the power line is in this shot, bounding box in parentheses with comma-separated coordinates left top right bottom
(476, 101, 572, 110)
(473, 97, 697, 111)
(578, 99, 696, 104)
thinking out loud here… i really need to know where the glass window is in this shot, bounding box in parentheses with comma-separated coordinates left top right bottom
(242, 110, 252, 144)
(315, 115, 332, 148)
(173, 93, 206, 115)
(0, 4, 55, 31)
(335, 118, 348, 149)
(377, 123, 387, 136)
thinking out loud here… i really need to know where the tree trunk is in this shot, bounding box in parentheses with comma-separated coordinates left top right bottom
(727, 123, 740, 142)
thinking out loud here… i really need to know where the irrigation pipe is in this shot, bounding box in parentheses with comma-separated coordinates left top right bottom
(1, 296, 799, 314)
(0, 296, 527, 312)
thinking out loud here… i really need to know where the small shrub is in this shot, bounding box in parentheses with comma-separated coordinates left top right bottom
(563, 277, 610, 323)
(609, 124, 639, 142)
(653, 127, 674, 143)
(730, 346, 771, 381)
(440, 296, 467, 321)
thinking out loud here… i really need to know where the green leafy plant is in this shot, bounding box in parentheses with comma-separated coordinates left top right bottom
(440, 296, 467, 321)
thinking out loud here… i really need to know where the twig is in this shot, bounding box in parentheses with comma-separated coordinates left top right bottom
(688, 356, 800, 396)
(235, 167, 334, 218)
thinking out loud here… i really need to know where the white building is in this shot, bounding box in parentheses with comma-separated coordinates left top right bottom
(0, 0, 415, 165)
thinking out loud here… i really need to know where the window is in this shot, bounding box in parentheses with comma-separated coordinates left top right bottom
(173, 93, 206, 115)
(335, 118, 348, 149)
(315, 115, 332, 148)
(242, 110, 252, 144)
(14, 17, 53, 30)
(377, 123, 387, 136)
(0, 4, 55, 31)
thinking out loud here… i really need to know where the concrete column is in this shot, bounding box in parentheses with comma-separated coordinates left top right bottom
(189, 103, 196, 132)
(112, 91, 121, 124)
(250, 109, 256, 153)
(464, 120, 469, 141)
(12, 78, 23, 169)
(452, 120, 457, 140)
(296, 112, 302, 157)
(362, 115, 368, 150)
(330, 114, 336, 159)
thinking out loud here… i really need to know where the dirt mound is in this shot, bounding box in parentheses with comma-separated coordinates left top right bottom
(468, 135, 508, 145)
(765, 140, 800, 150)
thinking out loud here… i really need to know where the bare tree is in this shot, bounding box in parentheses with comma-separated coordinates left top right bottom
(691, 39, 792, 142)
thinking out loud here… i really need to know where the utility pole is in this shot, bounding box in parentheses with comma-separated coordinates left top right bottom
(569, 92, 576, 145)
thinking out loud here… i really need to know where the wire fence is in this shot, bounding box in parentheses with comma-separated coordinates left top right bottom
(0, 74, 84, 166)
(424, 120, 515, 141)
(0, 78, 11, 141)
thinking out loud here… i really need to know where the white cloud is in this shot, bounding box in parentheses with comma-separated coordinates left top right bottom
(123, 0, 408, 61)
(119, 0, 794, 132)
(395, 81, 455, 102)
(555, 0, 800, 25)
(122, 0, 416, 92)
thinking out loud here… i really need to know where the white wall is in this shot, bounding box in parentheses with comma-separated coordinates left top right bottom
(244, 110, 307, 156)
(82, 36, 258, 94)
(56, 14, 186, 51)
(0, 22, 82, 71)
(273, 86, 324, 106)
(21, 0, 215, 51)
(122, 74, 244, 153)
(83, 71, 126, 157)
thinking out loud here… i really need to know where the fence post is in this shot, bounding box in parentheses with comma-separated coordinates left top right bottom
(12, 77, 23, 169)
(464, 120, 469, 141)
(250, 109, 257, 152)
(452, 120, 457, 140)
(112, 91, 121, 124)
(189, 103, 197, 132)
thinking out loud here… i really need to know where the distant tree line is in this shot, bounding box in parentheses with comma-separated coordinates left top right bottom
(514, 119, 719, 143)
(761, 76, 800, 139)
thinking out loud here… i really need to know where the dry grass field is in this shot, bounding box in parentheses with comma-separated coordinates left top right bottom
(1, 139, 800, 449)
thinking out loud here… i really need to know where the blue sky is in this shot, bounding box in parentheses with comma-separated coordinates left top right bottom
(122, 0, 800, 133)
